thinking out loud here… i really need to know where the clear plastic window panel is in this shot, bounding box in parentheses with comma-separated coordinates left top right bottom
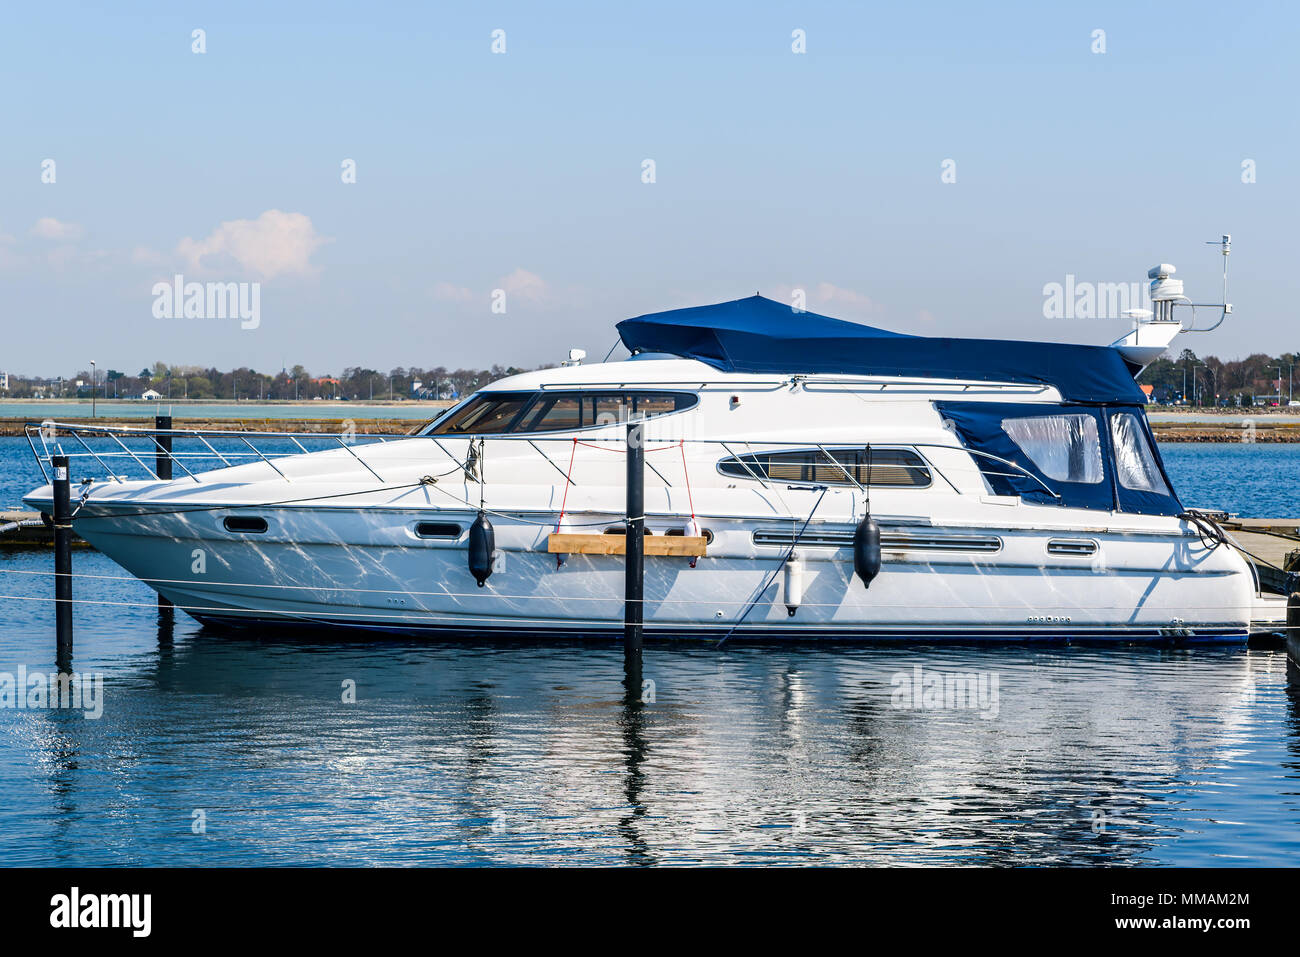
(1110, 412, 1170, 494)
(1000, 414, 1103, 484)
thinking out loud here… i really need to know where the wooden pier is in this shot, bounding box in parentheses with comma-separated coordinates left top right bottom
(1219, 518, 1300, 595)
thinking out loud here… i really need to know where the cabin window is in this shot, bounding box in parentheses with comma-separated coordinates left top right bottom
(424, 391, 697, 435)
(431, 393, 534, 435)
(630, 394, 679, 417)
(515, 396, 582, 433)
(223, 516, 268, 533)
(1110, 412, 1169, 494)
(587, 394, 626, 426)
(415, 522, 462, 539)
(716, 448, 931, 487)
(1001, 414, 1103, 484)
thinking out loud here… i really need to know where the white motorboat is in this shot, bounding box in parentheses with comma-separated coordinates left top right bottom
(24, 252, 1271, 640)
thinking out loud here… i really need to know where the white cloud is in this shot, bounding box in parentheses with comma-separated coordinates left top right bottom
(498, 267, 548, 302)
(811, 282, 878, 314)
(432, 281, 475, 303)
(434, 269, 551, 306)
(31, 217, 84, 241)
(176, 209, 326, 279)
(766, 281, 880, 320)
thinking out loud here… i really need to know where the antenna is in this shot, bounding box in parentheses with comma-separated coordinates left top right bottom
(1181, 234, 1232, 332)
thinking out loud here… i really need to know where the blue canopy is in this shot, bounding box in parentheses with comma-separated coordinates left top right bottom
(617, 295, 1147, 405)
(935, 401, 1183, 515)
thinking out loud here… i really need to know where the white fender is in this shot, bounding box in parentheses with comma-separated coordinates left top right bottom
(784, 552, 804, 617)
(555, 514, 571, 569)
(685, 516, 703, 568)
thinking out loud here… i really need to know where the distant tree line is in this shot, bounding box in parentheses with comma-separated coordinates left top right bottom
(4, 349, 1297, 406)
(0, 362, 546, 401)
(1138, 349, 1300, 406)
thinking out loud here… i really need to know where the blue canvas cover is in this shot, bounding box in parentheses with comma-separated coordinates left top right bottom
(934, 401, 1183, 516)
(617, 295, 1148, 405)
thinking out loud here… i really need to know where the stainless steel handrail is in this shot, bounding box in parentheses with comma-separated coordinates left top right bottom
(24, 421, 400, 486)
(23, 420, 1063, 502)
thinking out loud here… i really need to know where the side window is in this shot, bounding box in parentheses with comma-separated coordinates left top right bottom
(428, 390, 697, 435)
(717, 448, 931, 487)
(1110, 412, 1169, 494)
(430, 394, 533, 435)
(1001, 414, 1103, 484)
(632, 394, 677, 417)
(552, 391, 696, 431)
(586, 394, 625, 427)
(516, 396, 582, 432)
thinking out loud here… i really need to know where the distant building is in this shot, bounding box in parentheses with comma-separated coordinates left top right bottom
(141, 388, 163, 401)
(1140, 384, 1155, 403)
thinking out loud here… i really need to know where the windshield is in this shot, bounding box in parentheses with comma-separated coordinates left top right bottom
(427, 393, 535, 435)
(418, 390, 698, 436)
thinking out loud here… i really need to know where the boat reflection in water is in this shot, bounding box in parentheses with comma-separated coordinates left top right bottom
(9, 607, 1298, 865)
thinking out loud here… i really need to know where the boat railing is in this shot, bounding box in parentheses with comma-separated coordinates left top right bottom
(24, 420, 1059, 503)
(23, 420, 406, 486)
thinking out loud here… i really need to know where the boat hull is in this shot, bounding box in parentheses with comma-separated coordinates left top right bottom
(59, 501, 1256, 642)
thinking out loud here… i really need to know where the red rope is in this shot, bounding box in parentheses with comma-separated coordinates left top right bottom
(554, 438, 579, 569)
(679, 439, 695, 519)
(573, 439, 682, 453)
(556, 437, 577, 523)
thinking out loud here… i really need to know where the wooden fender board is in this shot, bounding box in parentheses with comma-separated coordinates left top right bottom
(546, 533, 708, 557)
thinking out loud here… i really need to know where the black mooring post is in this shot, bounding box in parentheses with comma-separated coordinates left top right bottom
(157, 598, 175, 647)
(624, 422, 645, 692)
(52, 454, 73, 669)
(1286, 558, 1300, 669)
(154, 414, 173, 480)
(153, 415, 175, 622)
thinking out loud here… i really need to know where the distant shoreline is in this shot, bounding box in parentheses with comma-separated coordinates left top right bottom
(0, 398, 450, 408)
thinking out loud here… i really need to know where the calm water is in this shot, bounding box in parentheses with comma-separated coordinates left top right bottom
(1161, 442, 1300, 518)
(2, 437, 1299, 865)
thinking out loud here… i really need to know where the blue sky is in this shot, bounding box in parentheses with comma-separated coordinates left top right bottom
(2, 0, 1296, 377)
